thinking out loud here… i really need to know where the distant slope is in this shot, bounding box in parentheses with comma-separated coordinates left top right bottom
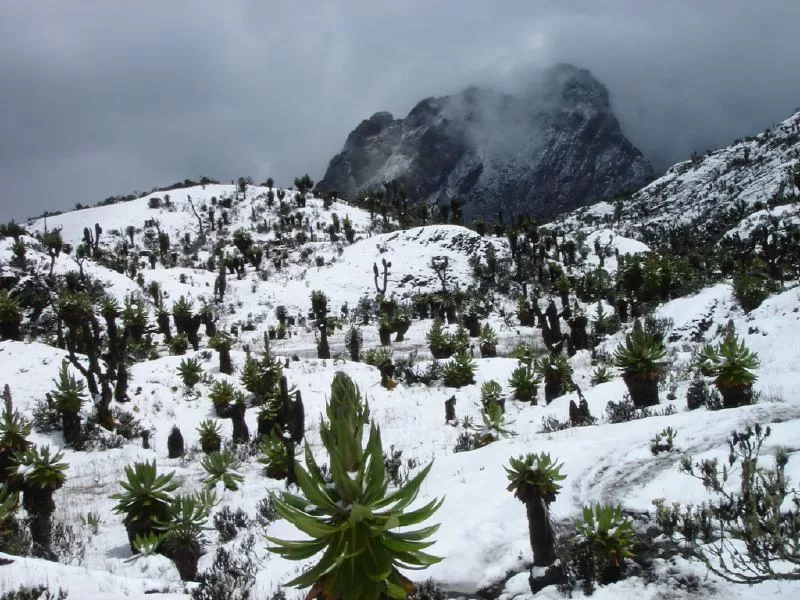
(621, 109, 799, 235)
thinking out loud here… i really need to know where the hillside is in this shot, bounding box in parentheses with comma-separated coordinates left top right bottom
(0, 109, 797, 600)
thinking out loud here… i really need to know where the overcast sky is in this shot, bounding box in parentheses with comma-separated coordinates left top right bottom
(2, 1, 799, 222)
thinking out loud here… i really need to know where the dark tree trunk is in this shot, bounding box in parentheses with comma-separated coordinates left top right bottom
(394, 325, 410, 343)
(168, 544, 202, 581)
(544, 379, 566, 405)
(167, 427, 184, 458)
(568, 316, 589, 351)
(464, 315, 481, 337)
(61, 411, 82, 448)
(218, 348, 233, 375)
(125, 518, 156, 552)
(22, 487, 56, 557)
(228, 403, 249, 443)
(717, 381, 753, 409)
(203, 316, 217, 338)
(526, 496, 556, 566)
(480, 343, 497, 358)
(284, 439, 297, 485)
(96, 387, 115, 430)
(317, 327, 330, 359)
(187, 316, 202, 351)
(157, 312, 172, 343)
(257, 413, 277, 441)
(623, 373, 660, 407)
(114, 363, 129, 402)
(287, 391, 305, 444)
(545, 300, 561, 340)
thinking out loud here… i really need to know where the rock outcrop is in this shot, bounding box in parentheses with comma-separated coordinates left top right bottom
(317, 64, 652, 221)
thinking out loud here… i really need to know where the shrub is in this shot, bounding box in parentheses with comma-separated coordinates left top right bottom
(31, 399, 60, 434)
(653, 424, 800, 583)
(605, 394, 676, 424)
(383, 445, 416, 488)
(612, 319, 665, 407)
(426, 318, 454, 359)
(50, 519, 87, 565)
(0, 586, 68, 600)
(649, 427, 677, 455)
(255, 496, 278, 527)
(505, 453, 565, 566)
(197, 419, 222, 454)
(589, 364, 613, 386)
(442, 352, 476, 388)
(478, 324, 498, 357)
(111, 460, 179, 551)
(538, 416, 572, 434)
(178, 358, 203, 389)
(410, 579, 446, 600)
(686, 374, 711, 410)
(0, 290, 22, 341)
(266, 372, 443, 598)
(453, 432, 477, 454)
(191, 534, 259, 600)
(113, 408, 145, 441)
(733, 273, 774, 312)
(213, 506, 250, 543)
(480, 380, 503, 408)
(535, 353, 572, 404)
(508, 364, 539, 403)
(571, 504, 637, 586)
(201, 451, 244, 492)
(170, 333, 190, 355)
(476, 402, 515, 446)
(698, 322, 759, 408)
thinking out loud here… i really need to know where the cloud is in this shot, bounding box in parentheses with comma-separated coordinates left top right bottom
(1, 0, 799, 221)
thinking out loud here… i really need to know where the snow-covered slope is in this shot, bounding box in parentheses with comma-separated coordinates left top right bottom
(551, 108, 800, 244)
(2, 112, 800, 600)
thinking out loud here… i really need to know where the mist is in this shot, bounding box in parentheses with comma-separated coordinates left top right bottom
(1, 0, 799, 221)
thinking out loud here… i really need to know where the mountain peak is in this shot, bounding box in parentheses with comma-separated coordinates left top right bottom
(317, 64, 649, 220)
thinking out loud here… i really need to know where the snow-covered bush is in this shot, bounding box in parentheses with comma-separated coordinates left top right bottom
(653, 424, 800, 583)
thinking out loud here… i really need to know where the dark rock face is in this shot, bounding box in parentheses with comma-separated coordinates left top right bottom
(317, 64, 652, 221)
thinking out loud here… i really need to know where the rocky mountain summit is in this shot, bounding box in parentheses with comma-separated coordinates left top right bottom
(317, 63, 652, 221)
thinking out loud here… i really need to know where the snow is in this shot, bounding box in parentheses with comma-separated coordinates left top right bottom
(1, 111, 799, 598)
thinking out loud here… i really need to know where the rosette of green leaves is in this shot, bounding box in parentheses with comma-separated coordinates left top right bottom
(699, 325, 759, 386)
(612, 319, 665, 377)
(574, 504, 637, 568)
(505, 452, 565, 504)
(266, 372, 443, 600)
(200, 450, 244, 492)
(477, 402, 516, 446)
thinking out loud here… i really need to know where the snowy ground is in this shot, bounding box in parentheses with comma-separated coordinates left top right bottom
(1, 177, 798, 598)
